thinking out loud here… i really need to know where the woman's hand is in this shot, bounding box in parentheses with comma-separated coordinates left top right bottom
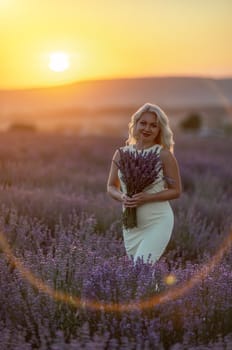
(121, 193, 129, 202)
(123, 192, 151, 208)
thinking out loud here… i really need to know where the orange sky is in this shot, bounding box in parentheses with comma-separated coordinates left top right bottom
(1, 0, 232, 89)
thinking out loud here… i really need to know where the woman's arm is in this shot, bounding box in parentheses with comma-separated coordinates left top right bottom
(107, 149, 126, 202)
(124, 148, 182, 207)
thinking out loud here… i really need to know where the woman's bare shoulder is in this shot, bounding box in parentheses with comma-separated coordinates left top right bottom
(159, 148, 177, 164)
(113, 145, 130, 160)
(160, 147, 172, 158)
(112, 149, 120, 161)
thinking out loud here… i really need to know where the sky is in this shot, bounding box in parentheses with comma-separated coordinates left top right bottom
(1, 0, 232, 89)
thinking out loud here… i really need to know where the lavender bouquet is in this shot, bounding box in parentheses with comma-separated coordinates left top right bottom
(114, 147, 162, 229)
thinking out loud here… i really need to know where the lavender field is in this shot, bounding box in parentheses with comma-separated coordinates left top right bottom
(0, 131, 232, 350)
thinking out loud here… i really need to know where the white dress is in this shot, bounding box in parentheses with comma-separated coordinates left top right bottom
(118, 144, 174, 264)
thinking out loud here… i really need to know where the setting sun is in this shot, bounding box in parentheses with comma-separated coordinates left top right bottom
(49, 52, 70, 72)
(0, 0, 231, 89)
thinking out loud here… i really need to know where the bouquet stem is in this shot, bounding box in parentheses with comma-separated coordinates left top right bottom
(122, 207, 137, 229)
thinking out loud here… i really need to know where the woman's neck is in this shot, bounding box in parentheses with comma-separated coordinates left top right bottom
(135, 140, 156, 150)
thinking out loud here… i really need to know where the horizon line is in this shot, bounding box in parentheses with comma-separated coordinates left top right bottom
(1, 73, 232, 92)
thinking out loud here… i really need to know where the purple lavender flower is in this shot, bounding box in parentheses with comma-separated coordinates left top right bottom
(114, 147, 162, 229)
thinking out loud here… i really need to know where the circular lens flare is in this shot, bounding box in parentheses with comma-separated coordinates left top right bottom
(164, 273, 177, 286)
(0, 228, 231, 313)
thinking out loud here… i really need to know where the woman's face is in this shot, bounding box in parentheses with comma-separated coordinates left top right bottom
(135, 112, 160, 143)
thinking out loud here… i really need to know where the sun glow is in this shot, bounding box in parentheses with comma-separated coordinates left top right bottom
(48, 52, 70, 72)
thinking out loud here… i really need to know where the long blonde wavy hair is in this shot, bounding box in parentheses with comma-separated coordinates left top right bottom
(126, 103, 174, 153)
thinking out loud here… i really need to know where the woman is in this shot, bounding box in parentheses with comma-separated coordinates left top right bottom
(107, 103, 182, 264)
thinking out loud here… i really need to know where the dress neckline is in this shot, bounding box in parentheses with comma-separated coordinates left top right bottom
(132, 144, 160, 151)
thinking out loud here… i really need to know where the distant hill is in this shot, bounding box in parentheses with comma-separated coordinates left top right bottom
(1, 76, 232, 116)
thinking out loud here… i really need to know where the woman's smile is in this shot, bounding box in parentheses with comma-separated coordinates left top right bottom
(142, 131, 152, 137)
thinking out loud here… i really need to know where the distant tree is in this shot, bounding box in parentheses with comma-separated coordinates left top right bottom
(223, 123, 232, 136)
(8, 122, 37, 132)
(180, 113, 202, 131)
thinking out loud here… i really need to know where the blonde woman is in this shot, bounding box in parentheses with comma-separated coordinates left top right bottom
(107, 103, 182, 264)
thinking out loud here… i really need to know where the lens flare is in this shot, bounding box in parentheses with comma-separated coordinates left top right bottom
(164, 273, 177, 286)
(0, 228, 231, 313)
